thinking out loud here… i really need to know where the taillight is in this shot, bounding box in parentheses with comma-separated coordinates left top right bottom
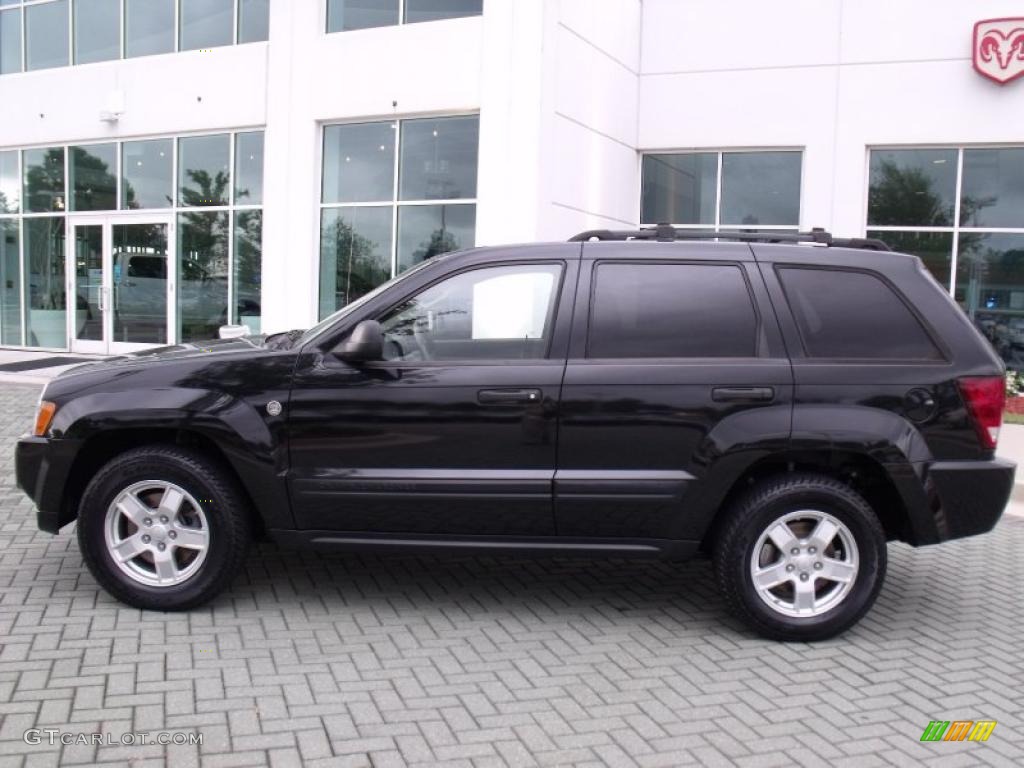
(957, 377, 1005, 450)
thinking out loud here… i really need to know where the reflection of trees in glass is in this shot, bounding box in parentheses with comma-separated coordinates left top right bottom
(235, 210, 261, 317)
(26, 217, 65, 310)
(869, 161, 954, 226)
(25, 149, 65, 212)
(323, 216, 389, 310)
(71, 147, 116, 210)
(181, 168, 229, 208)
(411, 227, 459, 265)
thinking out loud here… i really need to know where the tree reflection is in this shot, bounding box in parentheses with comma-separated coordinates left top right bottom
(322, 215, 390, 313)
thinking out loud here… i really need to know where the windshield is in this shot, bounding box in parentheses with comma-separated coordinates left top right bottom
(297, 258, 439, 346)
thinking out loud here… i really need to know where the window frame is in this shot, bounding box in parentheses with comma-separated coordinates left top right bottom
(0, 127, 264, 348)
(317, 112, 480, 318)
(583, 258, 766, 362)
(638, 148, 805, 232)
(774, 263, 949, 364)
(0, 0, 268, 76)
(865, 144, 1024, 296)
(364, 261, 567, 366)
(324, 0, 483, 34)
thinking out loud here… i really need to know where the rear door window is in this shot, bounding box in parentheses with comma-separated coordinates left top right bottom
(778, 266, 942, 360)
(588, 262, 759, 358)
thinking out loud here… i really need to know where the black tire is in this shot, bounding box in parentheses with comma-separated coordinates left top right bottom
(77, 445, 252, 611)
(713, 473, 887, 641)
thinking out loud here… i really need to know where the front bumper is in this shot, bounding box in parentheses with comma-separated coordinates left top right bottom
(926, 457, 1016, 542)
(15, 436, 80, 534)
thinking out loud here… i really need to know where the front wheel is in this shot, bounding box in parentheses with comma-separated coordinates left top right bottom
(77, 446, 252, 610)
(713, 474, 887, 641)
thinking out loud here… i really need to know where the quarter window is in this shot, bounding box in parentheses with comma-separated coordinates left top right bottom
(378, 264, 561, 362)
(778, 267, 941, 360)
(641, 151, 802, 231)
(866, 146, 1024, 369)
(588, 263, 759, 359)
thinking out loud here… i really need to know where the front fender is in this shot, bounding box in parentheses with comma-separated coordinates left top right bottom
(54, 387, 293, 530)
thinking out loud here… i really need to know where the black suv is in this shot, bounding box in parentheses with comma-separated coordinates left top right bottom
(15, 228, 1015, 641)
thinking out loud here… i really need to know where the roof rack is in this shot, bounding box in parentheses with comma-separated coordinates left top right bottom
(568, 224, 891, 251)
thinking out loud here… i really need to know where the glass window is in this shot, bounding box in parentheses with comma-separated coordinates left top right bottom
(641, 153, 716, 226)
(397, 203, 474, 272)
(0, 150, 19, 213)
(26, 0, 68, 71)
(24, 216, 66, 348)
(405, 0, 482, 24)
(180, 0, 234, 51)
(588, 263, 758, 359)
(399, 116, 478, 201)
(74, 0, 120, 64)
(178, 134, 230, 207)
(720, 151, 801, 226)
(868, 149, 957, 227)
(178, 211, 228, 341)
(960, 148, 1024, 229)
(23, 147, 65, 213)
(778, 267, 941, 360)
(113, 222, 169, 343)
(320, 115, 479, 317)
(326, 0, 398, 32)
(234, 131, 264, 205)
(866, 230, 953, 290)
(379, 264, 561, 362)
(955, 233, 1024, 369)
(234, 210, 261, 333)
(238, 0, 269, 43)
(322, 122, 396, 204)
(70, 144, 117, 211)
(0, 7, 21, 75)
(125, 0, 174, 58)
(122, 138, 173, 209)
(0, 219, 20, 345)
(319, 206, 392, 318)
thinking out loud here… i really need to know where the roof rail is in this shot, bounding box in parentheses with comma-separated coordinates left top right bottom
(568, 225, 891, 251)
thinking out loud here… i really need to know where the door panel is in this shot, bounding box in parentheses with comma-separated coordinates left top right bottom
(288, 359, 565, 534)
(555, 248, 793, 541)
(287, 256, 580, 535)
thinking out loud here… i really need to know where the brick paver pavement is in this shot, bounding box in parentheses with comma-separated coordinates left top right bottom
(0, 382, 1022, 767)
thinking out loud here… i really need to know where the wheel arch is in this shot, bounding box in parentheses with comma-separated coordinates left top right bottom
(697, 449, 917, 552)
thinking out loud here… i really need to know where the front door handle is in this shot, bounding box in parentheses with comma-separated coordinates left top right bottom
(478, 388, 542, 405)
(712, 386, 775, 403)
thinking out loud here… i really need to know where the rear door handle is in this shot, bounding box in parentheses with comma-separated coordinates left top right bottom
(478, 388, 542, 405)
(711, 386, 775, 403)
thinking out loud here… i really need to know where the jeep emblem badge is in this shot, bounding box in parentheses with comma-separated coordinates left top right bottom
(266, 400, 282, 416)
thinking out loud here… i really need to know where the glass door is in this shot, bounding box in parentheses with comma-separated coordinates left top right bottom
(69, 215, 174, 354)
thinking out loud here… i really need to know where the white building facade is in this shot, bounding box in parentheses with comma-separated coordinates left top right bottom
(1, 0, 1023, 365)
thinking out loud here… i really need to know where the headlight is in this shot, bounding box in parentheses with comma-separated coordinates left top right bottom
(33, 400, 57, 437)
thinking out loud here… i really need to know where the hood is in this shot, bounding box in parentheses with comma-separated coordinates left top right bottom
(56, 336, 268, 379)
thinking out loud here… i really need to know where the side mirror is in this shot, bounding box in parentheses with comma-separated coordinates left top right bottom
(334, 319, 384, 363)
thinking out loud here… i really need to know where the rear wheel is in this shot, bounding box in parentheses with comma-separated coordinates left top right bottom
(713, 474, 887, 641)
(77, 446, 251, 610)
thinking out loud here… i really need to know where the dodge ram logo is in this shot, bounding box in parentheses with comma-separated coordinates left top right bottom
(973, 18, 1024, 84)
